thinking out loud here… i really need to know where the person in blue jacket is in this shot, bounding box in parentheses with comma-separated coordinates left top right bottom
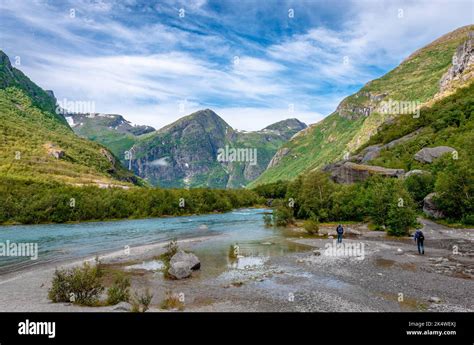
(336, 224, 344, 243)
(414, 229, 425, 255)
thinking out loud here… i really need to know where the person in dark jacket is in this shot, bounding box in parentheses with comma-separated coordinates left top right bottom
(414, 229, 425, 254)
(336, 224, 344, 243)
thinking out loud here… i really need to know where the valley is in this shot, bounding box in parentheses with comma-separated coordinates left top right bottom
(0, 22, 472, 317)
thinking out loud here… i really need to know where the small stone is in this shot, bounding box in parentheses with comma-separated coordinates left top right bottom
(113, 302, 132, 312)
(429, 297, 441, 303)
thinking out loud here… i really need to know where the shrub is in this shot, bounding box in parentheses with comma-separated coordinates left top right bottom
(273, 206, 294, 226)
(297, 171, 336, 221)
(48, 262, 104, 306)
(106, 274, 131, 305)
(462, 214, 474, 225)
(404, 173, 434, 205)
(131, 289, 153, 312)
(434, 158, 474, 220)
(386, 203, 417, 236)
(263, 213, 273, 227)
(253, 180, 289, 199)
(228, 244, 239, 259)
(303, 219, 319, 235)
(159, 239, 179, 279)
(160, 290, 185, 311)
(163, 239, 178, 261)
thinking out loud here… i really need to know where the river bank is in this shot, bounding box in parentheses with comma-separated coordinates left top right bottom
(0, 214, 472, 312)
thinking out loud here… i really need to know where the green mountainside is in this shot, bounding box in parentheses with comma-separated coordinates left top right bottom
(251, 25, 474, 186)
(0, 51, 137, 187)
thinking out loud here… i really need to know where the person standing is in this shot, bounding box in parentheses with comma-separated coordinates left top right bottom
(414, 229, 425, 254)
(336, 224, 344, 244)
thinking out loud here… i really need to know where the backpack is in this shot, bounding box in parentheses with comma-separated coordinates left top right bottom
(337, 226, 344, 234)
(418, 231, 424, 241)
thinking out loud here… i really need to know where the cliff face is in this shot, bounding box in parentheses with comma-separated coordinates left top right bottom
(130, 110, 306, 188)
(439, 32, 474, 93)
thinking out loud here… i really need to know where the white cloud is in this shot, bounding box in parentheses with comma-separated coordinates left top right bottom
(1, 0, 471, 132)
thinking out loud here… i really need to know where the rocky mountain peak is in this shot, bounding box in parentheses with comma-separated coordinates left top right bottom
(263, 118, 307, 132)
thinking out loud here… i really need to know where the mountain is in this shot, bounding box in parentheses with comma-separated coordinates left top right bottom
(129, 110, 306, 188)
(66, 112, 155, 162)
(0, 51, 67, 126)
(0, 50, 137, 187)
(251, 25, 474, 186)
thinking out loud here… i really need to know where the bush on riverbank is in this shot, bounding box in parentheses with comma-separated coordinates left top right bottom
(106, 274, 131, 305)
(160, 290, 185, 311)
(130, 289, 153, 312)
(303, 219, 319, 235)
(255, 171, 419, 236)
(48, 261, 104, 306)
(0, 177, 263, 224)
(272, 206, 294, 226)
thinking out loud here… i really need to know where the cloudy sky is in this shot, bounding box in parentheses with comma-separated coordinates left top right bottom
(0, 0, 472, 130)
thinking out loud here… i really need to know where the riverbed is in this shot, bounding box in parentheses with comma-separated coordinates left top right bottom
(0, 210, 472, 312)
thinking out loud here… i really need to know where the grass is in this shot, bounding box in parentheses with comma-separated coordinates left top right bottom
(160, 291, 185, 311)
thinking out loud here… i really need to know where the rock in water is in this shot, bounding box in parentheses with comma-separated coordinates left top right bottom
(423, 193, 445, 219)
(168, 250, 201, 279)
(414, 146, 456, 163)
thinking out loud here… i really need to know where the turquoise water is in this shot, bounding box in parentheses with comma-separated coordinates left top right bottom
(0, 208, 274, 273)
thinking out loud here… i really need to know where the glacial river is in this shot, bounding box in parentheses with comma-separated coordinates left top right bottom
(0, 208, 302, 274)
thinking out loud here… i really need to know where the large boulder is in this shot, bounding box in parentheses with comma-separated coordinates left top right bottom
(168, 250, 201, 279)
(360, 145, 382, 163)
(351, 129, 422, 164)
(414, 146, 456, 163)
(323, 161, 404, 184)
(423, 193, 445, 219)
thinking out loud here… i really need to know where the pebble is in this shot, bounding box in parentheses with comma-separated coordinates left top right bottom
(429, 297, 441, 303)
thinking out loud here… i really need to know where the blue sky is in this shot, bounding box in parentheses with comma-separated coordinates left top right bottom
(0, 0, 472, 130)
